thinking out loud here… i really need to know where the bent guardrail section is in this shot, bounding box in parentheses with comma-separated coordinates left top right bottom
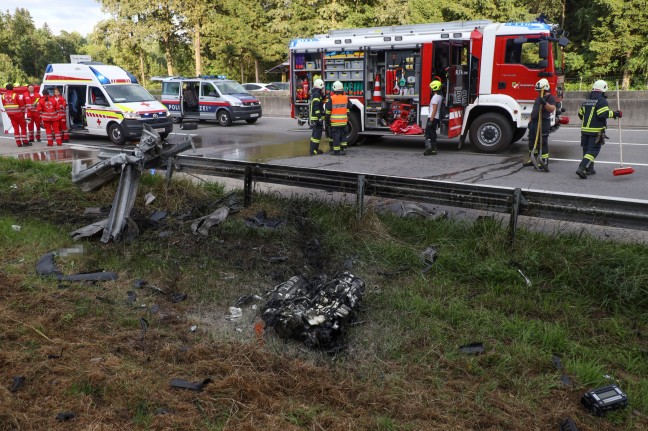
(98, 148, 648, 237)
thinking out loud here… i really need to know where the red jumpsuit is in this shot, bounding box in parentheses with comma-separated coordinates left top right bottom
(53, 94, 69, 142)
(2, 91, 28, 147)
(37, 96, 62, 146)
(24, 92, 41, 142)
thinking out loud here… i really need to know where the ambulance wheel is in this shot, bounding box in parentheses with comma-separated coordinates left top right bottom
(217, 110, 232, 127)
(245, 118, 258, 124)
(469, 113, 512, 153)
(108, 123, 126, 145)
(344, 112, 360, 145)
(512, 128, 526, 143)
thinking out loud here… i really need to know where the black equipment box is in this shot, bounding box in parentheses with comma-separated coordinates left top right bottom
(580, 384, 628, 416)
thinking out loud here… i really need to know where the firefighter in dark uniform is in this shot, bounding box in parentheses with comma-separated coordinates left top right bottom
(325, 80, 353, 155)
(576, 80, 621, 178)
(309, 78, 325, 155)
(523, 78, 556, 168)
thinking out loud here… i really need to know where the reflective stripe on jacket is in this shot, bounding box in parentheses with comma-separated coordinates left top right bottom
(37, 97, 60, 121)
(328, 93, 348, 127)
(2, 92, 25, 115)
(309, 88, 324, 121)
(24, 93, 40, 113)
(578, 91, 614, 135)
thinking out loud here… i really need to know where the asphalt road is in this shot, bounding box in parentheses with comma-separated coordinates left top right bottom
(2, 116, 646, 200)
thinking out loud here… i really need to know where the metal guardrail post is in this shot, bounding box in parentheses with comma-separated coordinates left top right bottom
(244, 166, 253, 207)
(357, 175, 365, 220)
(509, 188, 522, 246)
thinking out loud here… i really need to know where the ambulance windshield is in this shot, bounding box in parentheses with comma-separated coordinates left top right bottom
(104, 84, 156, 103)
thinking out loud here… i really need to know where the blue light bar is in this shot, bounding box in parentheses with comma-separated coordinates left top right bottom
(89, 66, 110, 85)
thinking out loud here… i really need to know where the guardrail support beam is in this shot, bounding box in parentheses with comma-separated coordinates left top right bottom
(508, 188, 522, 246)
(357, 175, 365, 220)
(244, 166, 253, 207)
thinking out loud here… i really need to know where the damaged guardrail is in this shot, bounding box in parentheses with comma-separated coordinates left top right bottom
(97, 148, 648, 239)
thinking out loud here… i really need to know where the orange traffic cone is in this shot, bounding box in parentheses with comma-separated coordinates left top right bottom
(373, 74, 382, 102)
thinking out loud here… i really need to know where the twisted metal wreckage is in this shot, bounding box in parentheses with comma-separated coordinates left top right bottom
(70, 124, 195, 243)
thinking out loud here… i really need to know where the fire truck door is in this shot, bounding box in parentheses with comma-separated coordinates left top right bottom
(493, 35, 547, 101)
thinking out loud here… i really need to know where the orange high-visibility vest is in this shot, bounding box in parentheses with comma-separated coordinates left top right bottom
(330, 93, 348, 127)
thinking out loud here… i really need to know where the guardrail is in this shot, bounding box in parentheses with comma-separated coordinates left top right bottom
(98, 148, 648, 241)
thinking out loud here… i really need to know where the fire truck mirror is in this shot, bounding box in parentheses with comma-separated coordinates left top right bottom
(513, 36, 527, 45)
(558, 36, 569, 47)
(539, 40, 549, 59)
(537, 60, 549, 69)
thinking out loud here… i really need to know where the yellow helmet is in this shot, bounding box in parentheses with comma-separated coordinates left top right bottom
(429, 80, 442, 91)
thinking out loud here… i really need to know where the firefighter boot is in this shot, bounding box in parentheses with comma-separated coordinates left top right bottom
(522, 151, 536, 167)
(586, 162, 596, 175)
(576, 167, 588, 179)
(423, 139, 434, 156)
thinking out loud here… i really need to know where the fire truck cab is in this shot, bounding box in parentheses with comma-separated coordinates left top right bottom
(289, 20, 569, 153)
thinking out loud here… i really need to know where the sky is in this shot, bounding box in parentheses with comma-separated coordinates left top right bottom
(4, 0, 109, 37)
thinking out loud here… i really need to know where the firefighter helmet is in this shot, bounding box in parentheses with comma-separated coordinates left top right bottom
(429, 80, 442, 91)
(332, 81, 343, 92)
(313, 78, 324, 89)
(535, 78, 550, 91)
(592, 79, 608, 92)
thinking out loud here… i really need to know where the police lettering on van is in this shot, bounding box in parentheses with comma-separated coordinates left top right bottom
(42, 63, 172, 145)
(153, 76, 262, 126)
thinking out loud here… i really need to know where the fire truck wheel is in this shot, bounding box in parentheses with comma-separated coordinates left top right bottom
(108, 123, 126, 145)
(512, 128, 526, 143)
(469, 113, 512, 153)
(344, 112, 360, 146)
(217, 110, 232, 127)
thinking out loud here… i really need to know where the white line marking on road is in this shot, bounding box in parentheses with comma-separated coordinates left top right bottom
(552, 139, 648, 146)
(550, 158, 648, 167)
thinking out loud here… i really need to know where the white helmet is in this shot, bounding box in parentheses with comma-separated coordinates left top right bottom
(535, 78, 550, 91)
(313, 78, 324, 89)
(592, 79, 608, 92)
(332, 81, 343, 92)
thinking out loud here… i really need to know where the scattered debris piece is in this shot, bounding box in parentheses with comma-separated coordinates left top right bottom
(11, 225, 21, 231)
(149, 304, 160, 314)
(47, 348, 64, 360)
(552, 354, 573, 386)
(234, 295, 258, 307)
(228, 307, 243, 319)
(245, 210, 286, 229)
(170, 292, 187, 303)
(36, 252, 63, 278)
(126, 291, 137, 306)
(459, 342, 485, 355)
(70, 219, 108, 241)
(191, 206, 230, 236)
(10, 184, 18, 190)
(61, 271, 118, 282)
(56, 412, 76, 422)
(558, 417, 579, 431)
(83, 207, 105, 216)
(269, 256, 288, 263)
(155, 408, 172, 415)
(420, 245, 438, 273)
(190, 325, 197, 332)
(517, 269, 532, 287)
(144, 192, 156, 205)
(149, 210, 168, 223)
(139, 318, 148, 341)
(134, 279, 147, 289)
(169, 378, 212, 391)
(261, 271, 365, 351)
(581, 384, 628, 416)
(10, 376, 25, 393)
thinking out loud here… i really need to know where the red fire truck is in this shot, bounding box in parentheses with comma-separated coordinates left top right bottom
(289, 20, 569, 153)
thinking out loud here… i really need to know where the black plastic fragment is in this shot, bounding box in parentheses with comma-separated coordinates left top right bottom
(235, 295, 256, 306)
(558, 417, 579, 431)
(149, 210, 168, 222)
(170, 292, 187, 303)
(134, 279, 147, 288)
(139, 318, 148, 341)
(245, 210, 285, 229)
(552, 355, 564, 370)
(36, 252, 63, 278)
(48, 348, 64, 360)
(169, 378, 212, 391)
(126, 291, 137, 306)
(459, 342, 484, 355)
(420, 246, 438, 273)
(61, 271, 118, 282)
(269, 256, 288, 263)
(56, 412, 76, 421)
(10, 376, 25, 393)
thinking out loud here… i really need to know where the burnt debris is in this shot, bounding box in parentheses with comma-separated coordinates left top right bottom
(261, 271, 365, 351)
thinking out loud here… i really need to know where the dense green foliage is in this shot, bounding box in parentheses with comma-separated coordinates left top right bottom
(2, 1, 647, 88)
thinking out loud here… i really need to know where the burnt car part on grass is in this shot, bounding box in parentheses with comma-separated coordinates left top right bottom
(36, 251, 118, 283)
(261, 271, 365, 351)
(71, 124, 195, 243)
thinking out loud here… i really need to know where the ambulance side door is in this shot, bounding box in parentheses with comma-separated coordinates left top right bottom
(86, 86, 111, 134)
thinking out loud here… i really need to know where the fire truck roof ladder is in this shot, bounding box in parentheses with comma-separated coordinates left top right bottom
(324, 20, 492, 37)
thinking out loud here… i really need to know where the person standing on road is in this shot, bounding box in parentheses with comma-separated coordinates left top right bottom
(24, 84, 42, 143)
(523, 78, 556, 169)
(576, 80, 621, 179)
(325, 80, 352, 155)
(53, 87, 69, 143)
(424, 79, 443, 155)
(1, 83, 29, 147)
(309, 78, 326, 155)
(37, 89, 62, 146)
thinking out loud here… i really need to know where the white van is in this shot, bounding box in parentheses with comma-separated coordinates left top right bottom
(153, 76, 262, 126)
(42, 63, 172, 144)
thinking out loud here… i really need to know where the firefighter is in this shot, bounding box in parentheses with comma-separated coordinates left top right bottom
(424, 79, 443, 155)
(53, 87, 69, 142)
(325, 81, 352, 155)
(309, 78, 325, 155)
(576, 80, 621, 179)
(1, 83, 28, 147)
(37, 89, 62, 146)
(24, 84, 42, 143)
(523, 78, 556, 168)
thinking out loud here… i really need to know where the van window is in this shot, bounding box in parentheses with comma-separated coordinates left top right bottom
(162, 82, 180, 96)
(201, 82, 217, 97)
(214, 81, 248, 95)
(90, 87, 108, 106)
(104, 84, 156, 103)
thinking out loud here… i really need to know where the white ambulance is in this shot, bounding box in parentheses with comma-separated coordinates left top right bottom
(41, 63, 172, 144)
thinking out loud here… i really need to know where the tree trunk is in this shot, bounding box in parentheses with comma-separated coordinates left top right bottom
(240, 60, 244, 83)
(622, 52, 632, 90)
(139, 47, 146, 84)
(163, 34, 174, 76)
(254, 58, 259, 83)
(194, 23, 202, 76)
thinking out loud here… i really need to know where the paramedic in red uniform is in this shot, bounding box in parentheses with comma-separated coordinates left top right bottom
(1, 83, 28, 147)
(53, 87, 69, 142)
(24, 84, 41, 143)
(37, 89, 62, 146)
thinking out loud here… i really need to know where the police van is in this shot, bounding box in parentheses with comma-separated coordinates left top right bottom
(153, 76, 262, 126)
(41, 63, 172, 145)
